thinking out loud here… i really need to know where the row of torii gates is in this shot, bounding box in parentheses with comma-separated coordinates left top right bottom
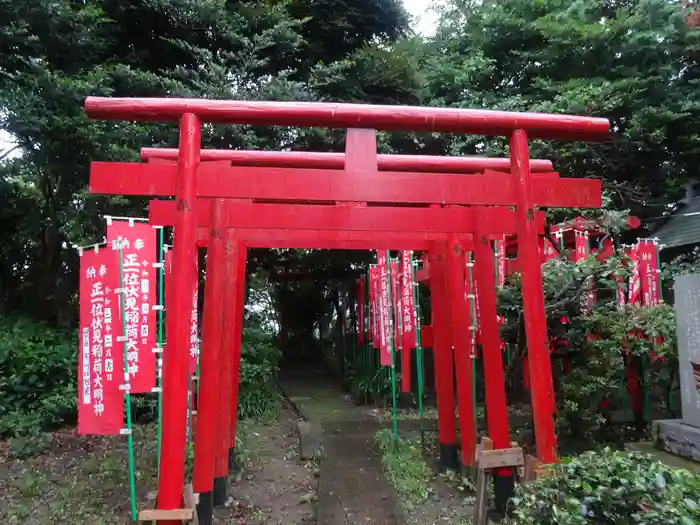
(85, 97, 610, 523)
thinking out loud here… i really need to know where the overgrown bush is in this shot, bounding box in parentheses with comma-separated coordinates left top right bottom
(0, 317, 77, 437)
(509, 449, 700, 525)
(238, 326, 281, 421)
(347, 365, 394, 405)
(0, 315, 281, 441)
(499, 234, 700, 442)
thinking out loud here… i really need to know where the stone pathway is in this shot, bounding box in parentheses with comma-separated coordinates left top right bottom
(279, 366, 401, 525)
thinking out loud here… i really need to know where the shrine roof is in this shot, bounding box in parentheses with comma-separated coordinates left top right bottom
(653, 198, 700, 249)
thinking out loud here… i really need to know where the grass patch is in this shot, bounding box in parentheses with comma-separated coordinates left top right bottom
(375, 428, 434, 509)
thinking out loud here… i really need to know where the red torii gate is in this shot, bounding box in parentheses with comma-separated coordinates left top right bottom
(84, 97, 609, 524)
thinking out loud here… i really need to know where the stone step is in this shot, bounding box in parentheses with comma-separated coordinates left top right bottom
(625, 441, 700, 474)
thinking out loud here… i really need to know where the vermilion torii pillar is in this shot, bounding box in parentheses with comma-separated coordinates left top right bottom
(191, 199, 227, 520)
(85, 97, 609, 521)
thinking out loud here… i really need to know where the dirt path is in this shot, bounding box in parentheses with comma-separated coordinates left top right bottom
(214, 399, 318, 525)
(280, 366, 401, 525)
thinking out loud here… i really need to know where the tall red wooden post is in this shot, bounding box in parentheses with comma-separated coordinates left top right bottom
(229, 239, 248, 469)
(446, 235, 477, 469)
(510, 130, 557, 463)
(192, 199, 227, 525)
(430, 240, 459, 470)
(158, 113, 200, 521)
(473, 228, 513, 511)
(213, 233, 236, 506)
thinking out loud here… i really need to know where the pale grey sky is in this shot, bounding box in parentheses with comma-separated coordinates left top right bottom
(402, 0, 439, 36)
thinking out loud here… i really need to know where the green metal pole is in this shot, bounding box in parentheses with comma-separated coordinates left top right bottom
(386, 252, 399, 443)
(410, 253, 425, 450)
(156, 228, 165, 476)
(467, 252, 477, 425)
(117, 242, 138, 522)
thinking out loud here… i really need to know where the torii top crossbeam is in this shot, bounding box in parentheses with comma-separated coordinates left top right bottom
(85, 98, 610, 140)
(141, 147, 555, 173)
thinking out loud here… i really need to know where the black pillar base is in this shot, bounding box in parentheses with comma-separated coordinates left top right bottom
(196, 490, 214, 525)
(439, 443, 459, 472)
(213, 476, 228, 507)
(492, 472, 515, 518)
(228, 447, 237, 475)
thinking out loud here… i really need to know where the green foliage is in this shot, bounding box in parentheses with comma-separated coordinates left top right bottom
(348, 365, 394, 405)
(0, 317, 76, 438)
(9, 433, 53, 460)
(427, 0, 700, 215)
(238, 327, 282, 421)
(496, 212, 700, 441)
(375, 428, 434, 509)
(510, 449, 700, 525)
(0, 0, 410, 329)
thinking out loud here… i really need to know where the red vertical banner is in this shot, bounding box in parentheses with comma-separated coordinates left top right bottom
(638, 240, 661, 306)
(401, 251, 415, 352)
(614, 242, 627, 310)
(468, 263, 482, 346)
(370, 266, 379, 349)
(627, 245, 642, 306)
(542, 227, 560, 262)
(391, 259, 401, 347)
(78, 246, 124, 435)
(188, 259, 200, 375)
(377, 251, 392, 366)
(574, 230, 595, 310)
(356, 276, 366, 346)
(107, 220, 157, 393)
(400, 251, 414, 393)
(574, 229, 587, 262)
(495, 237, 506, 288)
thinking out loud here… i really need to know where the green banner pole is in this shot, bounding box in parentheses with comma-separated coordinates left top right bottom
(467, 252, 477, 426)
(117, 241, 138, 522)
(155, 229, 165, 476)
(385, 252, 399, 443)
(410, 253, 425, 450)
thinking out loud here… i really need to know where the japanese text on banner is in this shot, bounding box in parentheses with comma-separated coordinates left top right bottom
(377, 252, 392, 366)
(495, 238, 506, 289)
(78, 247, 124, 435)
(370, 266, 380, 349)
(107, 221, 157, 393)
(356, 275, 366, 346)
(391, 260, 401, 347)
(574, 230, 595, 310)
(638, 240, 661, 306)
(627, 246, 642, 306)
(189, 259, 200, 374)
(400, 251, 415, 351)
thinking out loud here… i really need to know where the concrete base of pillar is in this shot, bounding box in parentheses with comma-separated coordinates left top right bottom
(652, 419, 700, 462)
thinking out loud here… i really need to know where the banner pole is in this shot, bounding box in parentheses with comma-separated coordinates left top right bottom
(411, 253, 425, 450)
(117, 241, 138, 521)
(467, 252, 477, 426)
(156, 228, 165, 476)
(386, 252, 399, 444)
